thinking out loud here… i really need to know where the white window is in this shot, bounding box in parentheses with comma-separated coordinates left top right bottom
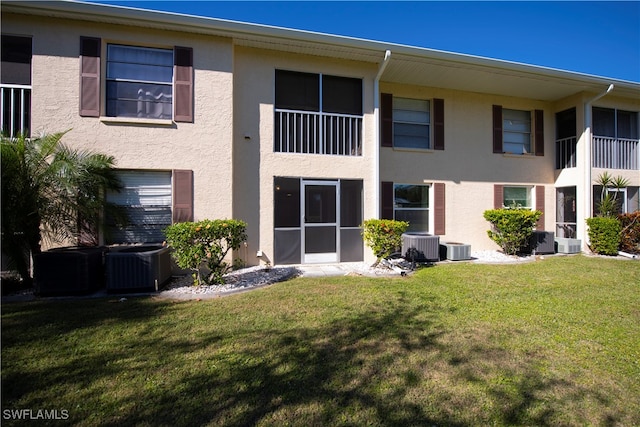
(607, 188, 627, 214)
(106, 44, 173, 119)
(106, 171, 172, 244)
(394, 184, 430, 232)
(503, 109, 531, 154)
(503, 186, 532, 209)
(393, 97, 430, 149)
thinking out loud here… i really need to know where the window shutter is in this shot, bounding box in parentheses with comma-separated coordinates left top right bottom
(534, 109, 544, 156)
(381, 93, 393, 147)
(174, 46, 193, 123)
(79, 37, 101, 117)
(535, 185, 545, 229)
(172, 169, 194, 223)
(494, 184, 504, 209)
(433, 98, 445, 150)
(381, 181, 394, 219)
(493, 105, 503, 153)
(434, 183, 445, 235)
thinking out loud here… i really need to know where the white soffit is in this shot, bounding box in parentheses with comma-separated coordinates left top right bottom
(4, 0, 640, 102)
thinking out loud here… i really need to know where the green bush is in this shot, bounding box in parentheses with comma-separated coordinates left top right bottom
(483, 209, 542, 255)
(165, 219, 247, 285)
(362, 219, 409, 262)
(618, 212, 640, 254)
(586, 217, 621, 256)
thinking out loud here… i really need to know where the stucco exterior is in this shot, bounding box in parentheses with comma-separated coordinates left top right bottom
(3, 1, 639, 268)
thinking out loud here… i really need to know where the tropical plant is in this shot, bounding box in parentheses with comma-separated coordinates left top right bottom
(165, 219, 248, 285)
(362, 219, 409, 263)
(484, 208, 542, 255)
(1, 131, 123, 283)
(594, 171, 630, 218)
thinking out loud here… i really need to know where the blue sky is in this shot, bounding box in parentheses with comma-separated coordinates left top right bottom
(91, 1, 640, 82)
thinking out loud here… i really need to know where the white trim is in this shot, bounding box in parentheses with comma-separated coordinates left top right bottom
(374, 50, 391, 219)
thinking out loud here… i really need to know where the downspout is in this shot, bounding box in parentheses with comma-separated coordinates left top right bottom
(374, 50, 391, 218)
(583, 83, 614, 249)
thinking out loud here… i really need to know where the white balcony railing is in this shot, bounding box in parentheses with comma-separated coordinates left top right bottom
(556, 136, 577, 169)
(592, 136, 639, 170)
(275, 109, 362, 156)
(1, 85, 31, 137)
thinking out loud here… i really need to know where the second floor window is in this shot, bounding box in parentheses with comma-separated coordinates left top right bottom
(106, 44, 173, 119)
(593, 107, 638, 140)
(393, 97, 430, 149)
(493, 105, 544, 156)
(274, 70, 363, 156)
(503, 109, 531, 155)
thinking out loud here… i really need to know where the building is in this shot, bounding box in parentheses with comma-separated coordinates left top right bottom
(2, 0, 639, 267)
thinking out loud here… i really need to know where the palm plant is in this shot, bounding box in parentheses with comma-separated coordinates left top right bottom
(595, 171, 629, 218)
(1, 131, 124, 283)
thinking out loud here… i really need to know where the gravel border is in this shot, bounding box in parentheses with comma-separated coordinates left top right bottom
(157, 266, 302, 300)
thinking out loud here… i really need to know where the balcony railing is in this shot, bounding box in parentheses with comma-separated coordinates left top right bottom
(275, 109, 362, 156)
(592, 136, 639, 170)
(556, 136, 577, 169)
(1, 85, 31, 137)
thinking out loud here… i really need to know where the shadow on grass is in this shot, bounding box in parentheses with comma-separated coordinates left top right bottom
(1, 288, 629, 426)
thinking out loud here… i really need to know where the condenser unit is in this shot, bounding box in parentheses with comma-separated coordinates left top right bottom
(555, 237, 582, 254)
(401, 232, 440, 262)
(528, 231, 555, 255)
(440, 242, 471, 261)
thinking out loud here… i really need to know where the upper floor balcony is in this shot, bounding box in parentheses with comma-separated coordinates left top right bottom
(592, 136, 639, 170)
(274, 109, 362, 156)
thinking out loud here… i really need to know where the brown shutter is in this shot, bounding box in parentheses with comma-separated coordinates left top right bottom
(172, 169, 193, 223)
(433, 183, 445, 235)
(381, 93, 393, 147)
(79, 37, 101, 117)
(493, 105, 503, 153)
(174, 46, 193, 123)
(494, 184, 504, 209)
(433, 98, 445, 150)
(534, 109, 544, 156)
(381, 181, 394, 219)
(535, 185, 545, 229)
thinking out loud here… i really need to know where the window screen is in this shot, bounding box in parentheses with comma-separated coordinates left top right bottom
(322, 75, 362, 115)
(275, 70, 319, 112)
(1, 35, 32, 85)
(274, 177, 300, 228)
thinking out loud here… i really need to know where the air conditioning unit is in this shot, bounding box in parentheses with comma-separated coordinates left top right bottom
(555, 237, 582, 254)
(401, 232, 440, 261)
(439, 242, 471, 261)
(528, 231, 555, 254)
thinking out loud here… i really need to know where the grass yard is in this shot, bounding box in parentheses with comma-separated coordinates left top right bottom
(2, 255, 639, 426)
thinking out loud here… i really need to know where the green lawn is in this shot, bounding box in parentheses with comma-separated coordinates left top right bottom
(2, 255, 639, 426)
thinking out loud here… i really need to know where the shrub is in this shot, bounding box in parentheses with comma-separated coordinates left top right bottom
(165, 219, 247, 285)
(483, 209, 542, 255)
(586, 217, 621, 256)
(618, 212, 640, 254)
(362, 219, 409, 263)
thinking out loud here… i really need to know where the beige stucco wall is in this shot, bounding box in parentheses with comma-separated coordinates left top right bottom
(5, 10, 638, 263)
(3, 13, 235, 237)
(379, 83, 558, 251)
(233, 46, 379, 265)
